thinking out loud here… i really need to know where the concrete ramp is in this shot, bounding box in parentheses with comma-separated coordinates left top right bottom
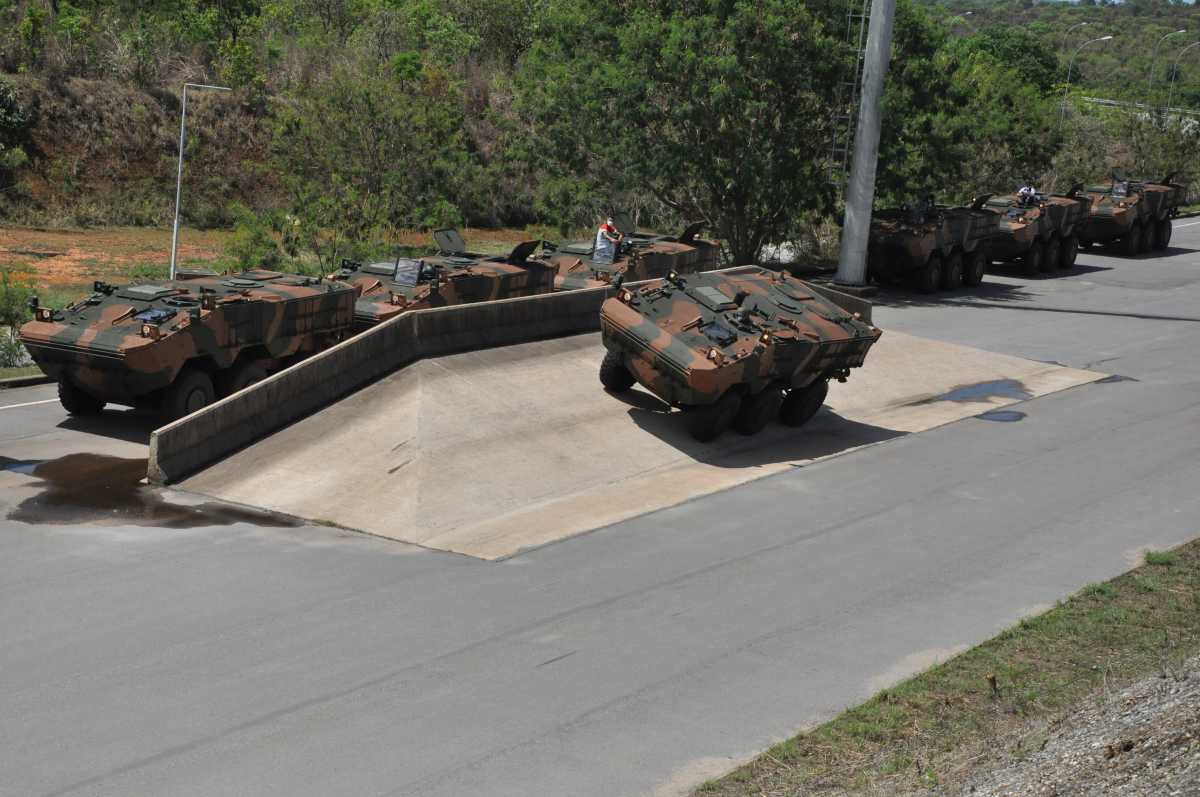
(181, 331, 1103, 559)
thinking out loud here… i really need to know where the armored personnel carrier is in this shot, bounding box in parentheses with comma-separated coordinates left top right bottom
(334, 229, 555, 329)
(547, 213, 719, 291)
(981, 189, 1089, 275)
(19, 270, 358, 419)
(867, 198, 998, 292)
(1078, 173, 1184, 255)
(599, 267, 881, 442)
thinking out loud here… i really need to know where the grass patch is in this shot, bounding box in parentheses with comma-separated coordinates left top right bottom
(0, 364, 43, 380)
(694, 538, 1200, 796)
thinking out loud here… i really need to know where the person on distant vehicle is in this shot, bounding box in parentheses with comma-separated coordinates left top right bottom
(1018, 186, 1037, 205)
(594, 216, 623, 264)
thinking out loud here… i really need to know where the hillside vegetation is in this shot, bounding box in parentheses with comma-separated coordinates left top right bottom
(0, 0, 1196, 268)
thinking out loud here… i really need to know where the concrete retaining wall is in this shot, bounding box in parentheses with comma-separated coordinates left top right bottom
(148, 269, 871, 484)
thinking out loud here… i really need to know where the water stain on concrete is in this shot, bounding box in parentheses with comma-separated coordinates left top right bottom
(914, 379, 1032, 406)
(977, 409, 1026, 423)
(2, 453, 299, 528)
(1096, 374, 1139, 384)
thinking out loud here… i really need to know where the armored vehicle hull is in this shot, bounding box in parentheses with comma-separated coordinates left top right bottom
(549, 221, 719, 291)
(983, 192, 1089, 275)
(1079, 175, 1184, 255)
(335, 231, 555, 329)
(868, 203, 998, 292)
(20, 270, 358, 418)
(600, 267, 881, 441)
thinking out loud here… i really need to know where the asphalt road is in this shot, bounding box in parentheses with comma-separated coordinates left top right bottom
(2, 223, 1199, 797)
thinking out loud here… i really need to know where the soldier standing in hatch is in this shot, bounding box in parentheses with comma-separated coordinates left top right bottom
(594, 216, 623, 264)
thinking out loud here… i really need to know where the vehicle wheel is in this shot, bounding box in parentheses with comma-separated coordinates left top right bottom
(217, 362, 267, 397)
(1019, 244, 1042, 276)
(962, 250, 987, 287)
(870, 269, 894, 287)
(687, 392, 742, 443)
(1121, 224, 1142, 257)
(734, 387, 784, 436)
(1156, 218, 1172, 250)
(599, 349, 636, 393)
(940, 251, 964, 290)
(165, 367, 215, 420)
(780, 379, 829, 428)
(1059, 235, 1078, 269)
(1141, 221, 1157, 253)
(915, 254, 942, 294)
(1040, 238, 1059, 274)
(58, 380, 105, 415)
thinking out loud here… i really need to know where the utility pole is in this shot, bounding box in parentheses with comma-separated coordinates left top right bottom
(169, 82, 231, 280)
(834, 0, 897, 287)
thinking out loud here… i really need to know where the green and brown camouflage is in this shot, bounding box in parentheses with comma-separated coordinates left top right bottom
(981, 189, 1089, 274)
(1079, 173, 1184, 255)
(333, 230, 555, 329)
(547, 216, 719, 291)
(867, 199, 999, 292)
(599, 267, 881, 441)
(19, 269, 358, 417)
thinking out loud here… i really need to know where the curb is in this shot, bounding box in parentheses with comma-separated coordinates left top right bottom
(0, 373, 53, 389)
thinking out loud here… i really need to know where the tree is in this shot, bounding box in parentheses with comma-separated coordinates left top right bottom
(517, 0, 847, 264)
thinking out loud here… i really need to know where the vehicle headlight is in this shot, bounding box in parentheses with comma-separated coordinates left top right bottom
(141, 323, 160, 339)
(707, 347, 720, 361)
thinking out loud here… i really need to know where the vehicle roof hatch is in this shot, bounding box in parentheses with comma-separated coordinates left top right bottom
(613, 211, 636, 236)
(507, 239, 541, 264)
(678, 222, 705, 243)
(434, 228, 467, 254)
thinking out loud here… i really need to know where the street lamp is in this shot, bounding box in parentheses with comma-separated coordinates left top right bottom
(1061, 21, 1089, 54)
(1167, 40, 1200, 110)
(1148, 29, 1187, 97)
(1061, 35, 1114, 125)
(169, 82, 232, 280)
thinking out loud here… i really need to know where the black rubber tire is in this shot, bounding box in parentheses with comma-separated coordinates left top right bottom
(58, 380, 105, 415)
(217, 362, 267, 397)
(1059, 235, 1078, 269)
(734, 387, 784, 436)
(1156, 218, 1172, 251)
(165, 367, 215, 420)
(599, 349, 636, 393)
(871, 269, 894, 287)
(940, 251, 964, 290)
(915, 254, 942, 294)
(962, 250, 986, 287)
(688, 392, 742, 443)
(1040, 238, 1059, 274)
(1121, 224, 1142, 257)
(1020, 244, 1042, 276)
(1141, 220, 1157, 253)
(780, 379, 829, 428)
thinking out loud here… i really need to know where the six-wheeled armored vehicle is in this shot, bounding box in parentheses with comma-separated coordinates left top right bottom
(981, 189, 1089, 275)
(334, 229, 556, 329)
(19, 269, 359, 419)
(547, 213, 720, 291)
(598, 267, 882, 442)
(867, 199, 998, 292)
(1078, 174, 1185, 255)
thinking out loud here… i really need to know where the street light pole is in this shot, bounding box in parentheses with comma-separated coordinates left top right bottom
(1061, 20, 1089, 55)
(169, 82, 232, 280)
(1060, 35, 1113, 126)
(1148, 29, 1187, 98)
(1168, 40, 1200, 110)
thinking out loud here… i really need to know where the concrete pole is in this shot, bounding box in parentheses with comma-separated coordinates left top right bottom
(834, 0, 897, 287)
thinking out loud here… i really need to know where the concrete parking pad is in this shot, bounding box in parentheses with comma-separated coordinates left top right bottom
(181, 331, 1103, 559)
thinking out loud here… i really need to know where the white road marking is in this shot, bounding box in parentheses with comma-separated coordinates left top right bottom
(1173, 219, 1200, 228)
(0, 398, 58, 411)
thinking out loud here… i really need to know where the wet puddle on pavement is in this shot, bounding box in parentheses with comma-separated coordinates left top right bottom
(1, 453, 299, 528)
(976, 409, 1026, 423)
(913, 379, 1033, 406)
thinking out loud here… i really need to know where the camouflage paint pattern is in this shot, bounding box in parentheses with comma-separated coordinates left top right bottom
(547, 225, 720, 291)
(19, 269, 358, 405)
(867, 203, 998, 280)
(1078, 175, 1184, 246)
(983, 192, 1089, 261)
(600, 267, 881, 407)
(334, 237, 556, 329)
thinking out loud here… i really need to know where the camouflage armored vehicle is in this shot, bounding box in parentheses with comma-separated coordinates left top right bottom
(867, 198, 998, 292)
(547, 213, 719, 291)
(19, 270, 358, 419)
(599, 267, 881, 442)
(981, 189, 1089, 275)
(334, 229, 554, 329)
(1078, 173, 1185, 256)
